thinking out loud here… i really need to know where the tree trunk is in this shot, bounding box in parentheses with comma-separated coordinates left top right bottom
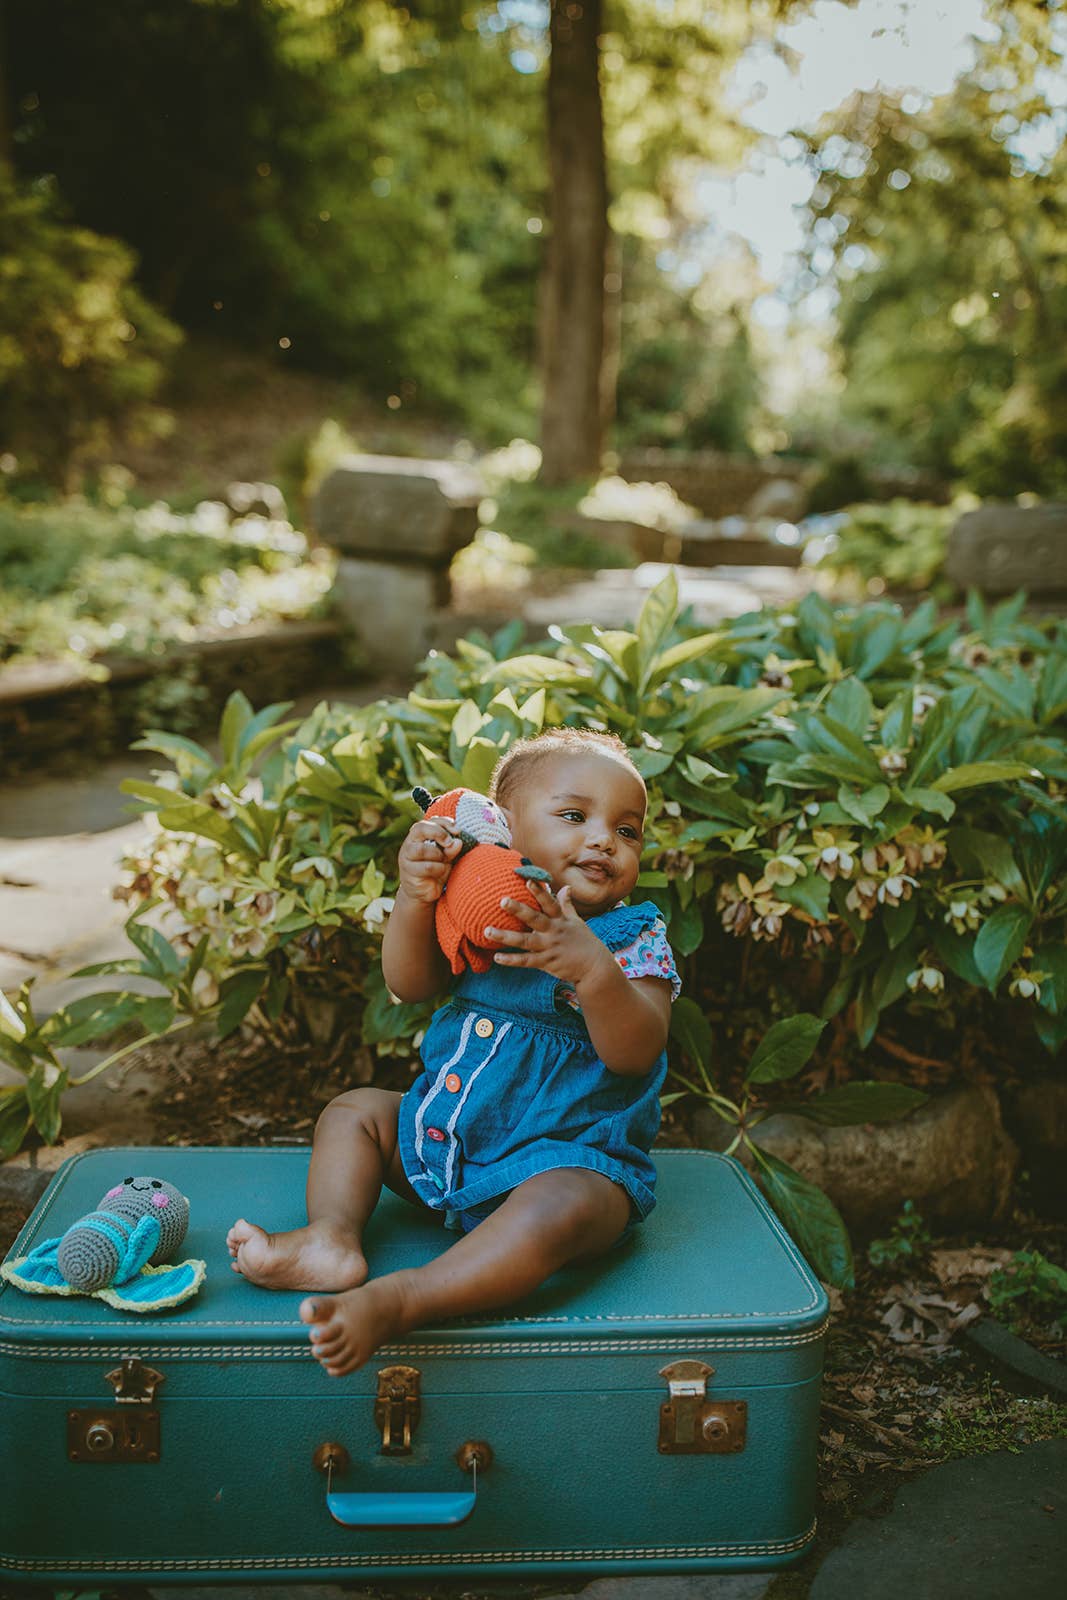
(540, 0, 608, 487)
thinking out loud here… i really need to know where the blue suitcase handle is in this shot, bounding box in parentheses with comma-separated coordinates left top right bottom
(327, 1488, 476, 1528)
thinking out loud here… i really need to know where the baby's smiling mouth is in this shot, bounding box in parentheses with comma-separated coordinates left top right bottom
(574, 858, 614, 882)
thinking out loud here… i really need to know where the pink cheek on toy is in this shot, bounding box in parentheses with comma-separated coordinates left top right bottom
(105, 1186, 123, 1199)
(151, 1193, 169, 1207)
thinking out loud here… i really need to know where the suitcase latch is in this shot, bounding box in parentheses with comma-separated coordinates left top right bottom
(67, 1359, 165, 1464)
(374, 1364, 421, 1454)
(658, 1360, 746, 1455)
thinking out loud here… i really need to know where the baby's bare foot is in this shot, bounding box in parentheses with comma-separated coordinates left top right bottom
(300, 1274, 415, 1377)
(227, 1216, 368, 1292)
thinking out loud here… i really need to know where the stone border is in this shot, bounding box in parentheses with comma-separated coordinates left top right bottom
(0, 619, 347, 773)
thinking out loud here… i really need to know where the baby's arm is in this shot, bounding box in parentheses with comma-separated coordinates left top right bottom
(486, 882, 671, 1076)
(381, 816, 463, 1002)
(574, 964, 672, 1077)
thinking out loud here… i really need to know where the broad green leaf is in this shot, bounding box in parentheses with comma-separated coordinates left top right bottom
(751, 1145, 855, 1289)
(26, 1060, 65, 1145)
(41, 992, 152, 1048)
(901, 786, 956, 820)
(824, 677, 874, 736)
(1034, 1007, 1067, 1055)
(0, 1087, 32, 1161)
(636, 569, 678, 687)
(130, 730, 215, 773)
(883, 897, 918, 950)
(909, 688, 979, 785)
(235, 701, 296, 762)
(947, 827, 1025, 895)
(671, 899, 704, 957)
(853, 615, 903, 679)
(689, 687, 789, 747)
(789, 1081, 927, 1126)
(800, 712, 882, 783)
(460, 736, 503, 793)
(415, 744, 463, 792)
(518, 688, 546, 730)
(219, 690, 255, 767)
(880, 690, 914, 750)
(451, 698, 486, 752)
(746, 1014, 827, 1084)
(125, 919, 182, 979)
(836, 783, 889, 825)
(669, 996, 713, 1077)
(480, 655, 589, 687)
(869, 935, 924, 1014)
(932, 761, 1034, 794)
(974, 904, 1033, 991)
(931, 923, 985, 988)
(1037, 648, 1067, 725)
(217, 969, 268, 1039)
(1033, 945, 1067, 1016)
(649, 631, 726, 683)
(776, 874, 831, 922)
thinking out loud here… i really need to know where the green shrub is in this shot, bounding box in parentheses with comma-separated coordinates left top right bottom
(816, 500, 959, 599)
(987, 1251, 1067, 1330)
(0, 497, 335, 674)
(3, 573, 1065, 1283)
(867, 1200, 933, 1268)
(0, 175, 181, 487)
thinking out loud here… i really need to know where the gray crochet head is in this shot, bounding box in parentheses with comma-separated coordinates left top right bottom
(56, 1176, 190, 1292)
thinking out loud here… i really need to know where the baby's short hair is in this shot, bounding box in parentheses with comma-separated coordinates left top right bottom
(488, 727, 643, 810)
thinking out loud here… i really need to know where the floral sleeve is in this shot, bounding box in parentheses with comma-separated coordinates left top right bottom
(612, 915, 681, 999)
(557, 914, 681, 1012)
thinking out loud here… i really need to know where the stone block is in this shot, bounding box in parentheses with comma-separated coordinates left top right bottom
(693, 1084, 1018, 1233)
(313, 454, 482, 564)
(333, 558, 450, 672)
(946, 502, 1067, 594)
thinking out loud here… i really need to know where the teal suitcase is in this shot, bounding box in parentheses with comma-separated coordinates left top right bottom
(0, 1145, 828, 1585)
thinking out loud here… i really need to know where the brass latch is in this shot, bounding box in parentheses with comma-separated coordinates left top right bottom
(658, 1360, 746, 1455)
(68, 1358, 165, 1463)
(374, 1364, 420, 1455)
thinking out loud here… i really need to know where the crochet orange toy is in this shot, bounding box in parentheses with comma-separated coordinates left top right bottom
(412, 786, 552, 975)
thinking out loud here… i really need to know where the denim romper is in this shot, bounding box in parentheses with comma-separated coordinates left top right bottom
(397, 901, 670, 1234)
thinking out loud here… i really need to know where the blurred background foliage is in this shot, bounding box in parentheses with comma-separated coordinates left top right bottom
(0, 0, 1063, 496)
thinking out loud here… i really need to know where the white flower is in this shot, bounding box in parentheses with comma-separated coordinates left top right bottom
(1009, 974, 1041, 1000)
(191, 969, 220, 1008)
(363, 896, 396, 930)
(907, 966, 945, 994)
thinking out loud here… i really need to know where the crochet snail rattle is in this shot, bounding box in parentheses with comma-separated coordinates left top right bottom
(412, 785, 552, 975)
(1, 1175, 206, 1312)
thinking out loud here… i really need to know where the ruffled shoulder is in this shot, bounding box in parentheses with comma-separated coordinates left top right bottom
(588, 899, 664, 953)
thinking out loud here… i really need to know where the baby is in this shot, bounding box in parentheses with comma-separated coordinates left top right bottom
(227, 728, 680, 1375)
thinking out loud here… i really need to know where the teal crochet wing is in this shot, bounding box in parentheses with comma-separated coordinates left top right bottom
(1, 1246, 206, 1311)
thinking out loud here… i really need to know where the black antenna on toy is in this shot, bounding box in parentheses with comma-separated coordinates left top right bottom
(412, 787, 434, 812)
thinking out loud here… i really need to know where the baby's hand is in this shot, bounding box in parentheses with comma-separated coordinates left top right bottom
(397, 817, 464, 906)
(484, 880, 613, 988)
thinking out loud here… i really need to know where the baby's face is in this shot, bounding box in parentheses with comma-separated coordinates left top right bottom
(501, 750, 647, 917)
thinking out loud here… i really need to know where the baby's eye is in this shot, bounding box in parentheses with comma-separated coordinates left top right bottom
(560, 809, 584, 823)
(619, 826, 641, 841)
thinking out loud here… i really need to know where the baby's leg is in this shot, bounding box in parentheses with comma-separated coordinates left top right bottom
(228, 1087, 416, 1291)
(302, 1167, 631, 1376)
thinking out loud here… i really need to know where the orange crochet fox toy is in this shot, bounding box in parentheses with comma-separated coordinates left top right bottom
(412, 786, 552, 975)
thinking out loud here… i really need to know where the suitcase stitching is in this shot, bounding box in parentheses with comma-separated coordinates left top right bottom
(3, 1518, 818, 1569)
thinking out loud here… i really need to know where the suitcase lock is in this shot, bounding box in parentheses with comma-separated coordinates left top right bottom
(374, 1363, 421, 1454)
(658, 1360, 746, 1455)
(67, 1357, 164, 1464)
